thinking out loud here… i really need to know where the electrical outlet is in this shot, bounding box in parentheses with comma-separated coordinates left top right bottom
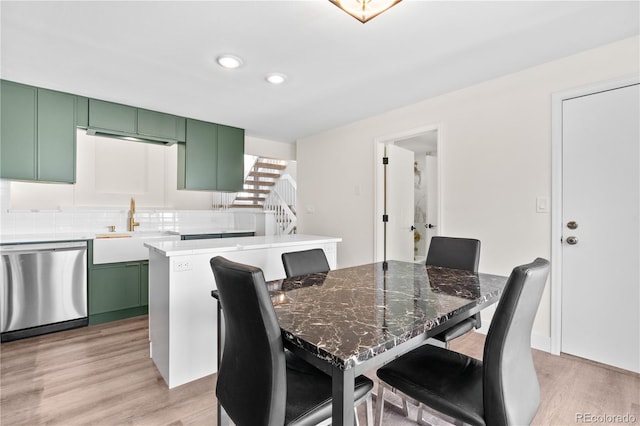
(174, 259, 192, 272)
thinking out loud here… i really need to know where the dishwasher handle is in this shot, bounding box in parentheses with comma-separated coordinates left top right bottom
(0, 241, 87, 255)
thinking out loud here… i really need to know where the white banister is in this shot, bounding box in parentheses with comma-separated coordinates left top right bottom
(264, 174, 297, 235)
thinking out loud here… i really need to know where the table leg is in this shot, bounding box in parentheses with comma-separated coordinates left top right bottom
(332, 366, 355, 426)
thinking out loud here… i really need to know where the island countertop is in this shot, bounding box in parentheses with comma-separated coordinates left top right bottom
(145, 234, 342, 257)
(147, 233, 342, 389)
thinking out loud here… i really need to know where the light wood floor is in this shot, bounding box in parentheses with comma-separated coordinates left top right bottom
(1, 316, 638, 425)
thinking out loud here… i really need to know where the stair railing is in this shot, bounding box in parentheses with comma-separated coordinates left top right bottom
(264, 174, 297, 235)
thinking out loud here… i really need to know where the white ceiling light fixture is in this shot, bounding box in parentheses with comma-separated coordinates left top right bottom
(265, 73, 287, 85)
(329, 0, 402, 23)
(216, 54, 243, 69)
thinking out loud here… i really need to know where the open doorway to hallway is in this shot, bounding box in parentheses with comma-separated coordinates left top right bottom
(395, 131, 438, 262)
(374, 127, 440, 263)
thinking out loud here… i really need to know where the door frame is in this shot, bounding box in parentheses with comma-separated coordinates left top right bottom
(550, 74, 639, 356)
(373, 124, 443, 262)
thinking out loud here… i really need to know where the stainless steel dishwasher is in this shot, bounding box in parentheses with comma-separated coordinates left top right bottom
(1, 241, 88, 342)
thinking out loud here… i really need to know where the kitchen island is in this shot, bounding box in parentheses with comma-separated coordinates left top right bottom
(144, 234, 341, 388)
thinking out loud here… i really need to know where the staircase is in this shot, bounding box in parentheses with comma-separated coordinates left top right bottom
(230, 157, 297, 235)
(232, 157, 287, 209)
(231, 157, 297, 235)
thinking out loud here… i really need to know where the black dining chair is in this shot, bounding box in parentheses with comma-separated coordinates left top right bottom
(210, 256, 374, 426)
(282, 248, 331, 278)
(375, 258, 550, 426)
(427, 236, 482, 346)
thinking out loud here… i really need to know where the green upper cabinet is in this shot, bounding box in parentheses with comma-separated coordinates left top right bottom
(88, 99, 137, 134)
(88, 99, 185, 144)
(138, 109, 186, 142)
(1, 81, 37, 180)
(0, 81, 76, 183)
(178, 119, 244, 191)
(178, 119, 218, 190)
(37, 89, 77, 183)
(216, 125, 245, 191)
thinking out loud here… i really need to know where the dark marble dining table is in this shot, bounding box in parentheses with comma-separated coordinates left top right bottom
(215, 260, 508, 426)
(271, 260, 507, 425)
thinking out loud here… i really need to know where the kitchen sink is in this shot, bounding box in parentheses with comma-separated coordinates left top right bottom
(93, 231, 180, 264)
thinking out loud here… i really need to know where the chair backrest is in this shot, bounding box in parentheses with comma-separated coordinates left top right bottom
(482, 258, 550, 426)
(281, 248, 330, 278)
(210, 256, 286, 426)
(426, 236, 481, 272)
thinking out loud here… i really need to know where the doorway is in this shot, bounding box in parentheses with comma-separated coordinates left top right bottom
(551, 76, 639, 373)
(374, 126, 440, 263)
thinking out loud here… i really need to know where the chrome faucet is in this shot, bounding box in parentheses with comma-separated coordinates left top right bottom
(128, 197, 140, 232)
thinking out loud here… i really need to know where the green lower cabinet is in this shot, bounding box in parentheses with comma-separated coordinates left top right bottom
(89, 261, 149, 325)
(140, 261, 149, 306)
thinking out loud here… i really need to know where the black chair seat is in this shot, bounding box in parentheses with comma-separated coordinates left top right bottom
(377, 344, 485, 426)
(286, 360, 373, 425)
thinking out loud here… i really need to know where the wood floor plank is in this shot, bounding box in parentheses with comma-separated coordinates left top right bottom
(1, 316, 638, 425)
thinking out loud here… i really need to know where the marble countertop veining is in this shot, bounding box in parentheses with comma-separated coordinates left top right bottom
(269, 260, 508, 370)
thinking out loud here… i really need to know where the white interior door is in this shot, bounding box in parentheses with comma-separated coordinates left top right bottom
(425, 154, 439, 252)
(385, 144, 414, 262)
(561, 83, 639, 373)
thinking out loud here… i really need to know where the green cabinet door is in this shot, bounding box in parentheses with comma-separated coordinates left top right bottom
(138, 109, 185, 142)
(216, 125, 245, 191)
(179, 119, 218, 190)
(37, 88, 76, 183)
(90, 263, 141, 314)
(140, 261, 149, 306)
(88, 99, 137, 134)
(1, 81, 37, 180)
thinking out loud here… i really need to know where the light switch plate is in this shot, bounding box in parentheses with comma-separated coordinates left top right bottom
(536, 196, 549, 213)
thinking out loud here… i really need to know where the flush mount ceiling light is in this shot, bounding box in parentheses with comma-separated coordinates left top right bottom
(329, 0, 402, 23)
(216, 54, 243, 69)
(265, 73, 287, 85)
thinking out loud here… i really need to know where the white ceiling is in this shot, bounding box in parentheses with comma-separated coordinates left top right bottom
(1, 1, 638, 143)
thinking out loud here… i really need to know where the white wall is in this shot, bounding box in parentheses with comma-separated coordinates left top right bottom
(245, 135, 296, 161)
(8, 132, 294, 210)
(296, 36, 640, 341)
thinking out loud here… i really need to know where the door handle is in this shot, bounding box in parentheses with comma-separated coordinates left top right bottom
(566, 236, 578, 245)
(410, 225, 416, 231)
(426, 224, 437, 229)
(567, 221, 578, 230)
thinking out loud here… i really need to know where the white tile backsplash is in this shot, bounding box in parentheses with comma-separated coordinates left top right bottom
(0, 208, 262, 238)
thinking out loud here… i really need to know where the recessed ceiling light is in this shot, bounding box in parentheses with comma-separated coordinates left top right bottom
(216, 54, 243, 69)
(265, 73, 287, 85)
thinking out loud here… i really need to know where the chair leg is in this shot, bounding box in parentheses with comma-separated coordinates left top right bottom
(374, 382, 385, 426)
(353, 393, 373, 426)
(365, 394, 374, 426)
(375, 380, 412, 426)
(418, 403, 465, 426)
(417, 405, 430, 426)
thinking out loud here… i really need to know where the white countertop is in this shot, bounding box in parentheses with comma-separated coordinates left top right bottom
(0, 232, 96, 244)
(0, 228, 255, 245)
(145, 234, 342, 257)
